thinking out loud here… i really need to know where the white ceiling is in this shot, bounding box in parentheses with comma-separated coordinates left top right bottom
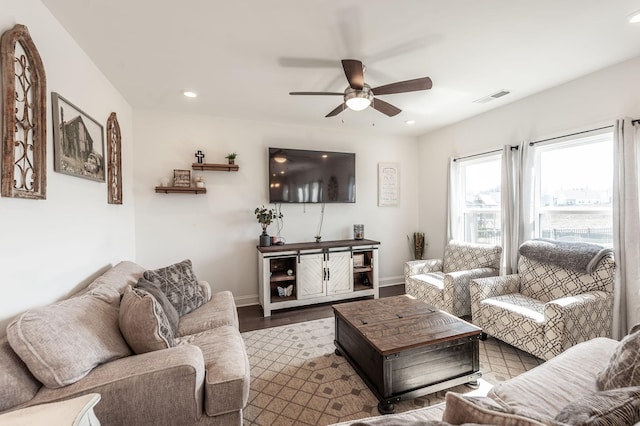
(41, 0, 640, 137)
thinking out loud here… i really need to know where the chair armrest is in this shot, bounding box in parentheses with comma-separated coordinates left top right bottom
(404, 259, 443, 277)
(544, 291, 613, 358)
(442, 268, 500, 317)
(31, 344, 205, 425)
(470, 274, 521, 327)
(198, 280, 212, 302)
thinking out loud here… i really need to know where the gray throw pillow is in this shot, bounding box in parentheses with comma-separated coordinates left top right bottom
(136, 277, 179, 334)
(119, 286, 175, 354)
(555, 386, 640, 425)
(143, 259, 206, 316)
(596, 324, 640, 390)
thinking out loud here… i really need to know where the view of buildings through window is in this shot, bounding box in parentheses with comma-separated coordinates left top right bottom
(536, 133, 613, 245)
(461, 155, 501, 245)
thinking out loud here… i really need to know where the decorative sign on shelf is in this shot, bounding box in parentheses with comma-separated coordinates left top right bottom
(195, 150, 205, 164)
(378, 162, 400, 206)
(173, 169, 191, 187)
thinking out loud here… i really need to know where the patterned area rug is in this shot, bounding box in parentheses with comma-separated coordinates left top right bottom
(241, 317, 543, 426)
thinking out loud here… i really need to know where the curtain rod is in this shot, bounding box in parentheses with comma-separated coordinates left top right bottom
(453, 145, 518, 162)
(529, 125, 613, 146)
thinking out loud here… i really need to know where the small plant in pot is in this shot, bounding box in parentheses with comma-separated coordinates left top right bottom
(225, 152, 238, 165)
(254, 205, 283, 246)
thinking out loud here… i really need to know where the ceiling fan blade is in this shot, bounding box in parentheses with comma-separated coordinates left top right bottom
(371, 98, 401, 117)
(326, 103, 346, 117)
(372, 77, 433, 96)
(289, 92, 344, 96)
(341, 59, 364, 90)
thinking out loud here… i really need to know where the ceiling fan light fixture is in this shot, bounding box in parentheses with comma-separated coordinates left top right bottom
(344, 86, 373, 111)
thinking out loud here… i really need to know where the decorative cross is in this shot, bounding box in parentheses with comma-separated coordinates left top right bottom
(195, 150, 205, 164)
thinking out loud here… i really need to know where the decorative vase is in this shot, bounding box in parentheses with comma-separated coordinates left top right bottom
(259, 232, 271, 247)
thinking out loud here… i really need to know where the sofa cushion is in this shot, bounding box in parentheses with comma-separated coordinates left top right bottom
(136, 277, 179, 334)
(596, 323, 640, 390)
(177, 290, 238, 336)
(86, 261, 146, 296)
(119, 286, 176, 354)
(0, 337, 41, 411)
(554, 386, 640, 425)
(442, 393, 549, 426)
(489, 337, 618, 419)
(143, 259, 206, 316)
(177, 326, 249, 416)
(6, 285, 131, 388)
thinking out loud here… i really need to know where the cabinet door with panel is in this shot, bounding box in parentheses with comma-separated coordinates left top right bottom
(297, 253, 325, 299)
(326, 251, 353, 294)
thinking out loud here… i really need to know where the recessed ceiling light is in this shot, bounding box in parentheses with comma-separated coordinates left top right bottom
(183, 91, 198, 98)
(405, 120, 416, 125)
(629, 10, 640, 24)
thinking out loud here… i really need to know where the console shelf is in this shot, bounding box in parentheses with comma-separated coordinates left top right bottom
(192, 162, 239, 172)
(257, 239, 380, 317)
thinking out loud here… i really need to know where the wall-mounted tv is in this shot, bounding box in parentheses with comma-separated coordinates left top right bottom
(269, 147, 356, 203)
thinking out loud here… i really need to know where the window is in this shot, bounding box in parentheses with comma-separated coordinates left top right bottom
(535, 132, 613, 245)
(458, 154, 501, 244)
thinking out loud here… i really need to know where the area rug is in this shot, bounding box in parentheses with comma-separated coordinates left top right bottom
(241, 317, 543, 425)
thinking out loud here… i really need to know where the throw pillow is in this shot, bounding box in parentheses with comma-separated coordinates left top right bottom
(136, 277, 179, 334)
(119, 286, 175, 354)
(555, 386, 640, 425)
(142, 259, 206, 316)
(6, 285, 131, 388)
(442, 393, 550, 426)
(596, 323, 640, 390)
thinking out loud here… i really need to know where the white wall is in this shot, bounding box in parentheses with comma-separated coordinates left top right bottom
(0, 0, 136, 335)
(418, 56, 640, 257)
(133, 111, 419, 305)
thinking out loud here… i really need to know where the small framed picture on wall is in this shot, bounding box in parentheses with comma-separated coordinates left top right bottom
(173, 169, 191, 187)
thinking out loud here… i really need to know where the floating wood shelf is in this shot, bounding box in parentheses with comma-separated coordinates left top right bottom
(192, 162, 239, 172)
(155, 186, 207, 194)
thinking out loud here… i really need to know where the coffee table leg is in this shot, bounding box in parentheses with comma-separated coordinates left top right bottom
(377, 401, 395, 415)
(334, 348, 342, 356)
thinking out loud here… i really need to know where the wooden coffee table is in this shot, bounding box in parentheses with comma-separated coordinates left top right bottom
(333, 295, 482, 414)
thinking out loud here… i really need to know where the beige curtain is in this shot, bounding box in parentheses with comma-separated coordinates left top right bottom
(612, 118, 640, 338)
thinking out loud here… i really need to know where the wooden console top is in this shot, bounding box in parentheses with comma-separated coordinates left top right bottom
(257, 238, 380, 253)
(333, 295, 481, 355)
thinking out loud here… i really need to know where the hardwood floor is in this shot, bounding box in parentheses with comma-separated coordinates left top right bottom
(238, 284, 405, 333)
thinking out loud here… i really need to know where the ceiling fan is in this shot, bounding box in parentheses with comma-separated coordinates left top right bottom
(289, 59, 432, 118)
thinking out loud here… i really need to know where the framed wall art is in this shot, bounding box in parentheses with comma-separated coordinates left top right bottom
(173, 169, 191, 187)
(1, 24, 47, 199)
(106, 112, 123, 204)
(52, 92, 105, 182)
(378, 162, 400, 206)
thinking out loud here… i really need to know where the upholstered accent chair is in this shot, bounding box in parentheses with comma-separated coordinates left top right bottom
(405, 240, 502, 317)
(470, 239, 615, 360)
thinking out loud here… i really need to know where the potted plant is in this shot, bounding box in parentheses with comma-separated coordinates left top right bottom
(254, 205, 282, 246)
(225, 152, 238, 165)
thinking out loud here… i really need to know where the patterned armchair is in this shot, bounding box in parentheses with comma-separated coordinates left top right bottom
(470, 241, 615, 360)
(405, 240, 502, 317)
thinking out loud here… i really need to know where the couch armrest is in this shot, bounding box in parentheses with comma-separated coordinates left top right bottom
(441, 267, 499, 317)
(404, 259, 443, 277)
(29, 345, 206, 426)
(198, 280, 212, 302)
(544, 291, 613, 357)
(470, 274, 521, 327)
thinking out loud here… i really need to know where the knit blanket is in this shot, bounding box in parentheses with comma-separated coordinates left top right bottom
(519, 239, 613, 274)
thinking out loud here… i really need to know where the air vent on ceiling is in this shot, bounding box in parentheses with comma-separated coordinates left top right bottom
(473, 89, 511, 104)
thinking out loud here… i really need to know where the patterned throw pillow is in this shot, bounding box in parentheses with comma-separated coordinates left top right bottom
(555, 386, 640, 425)
(143, 259, 206, 316)
(596, 324, 640, 390)
(136, 277, 179, 334)
(119, 286, 175, 354)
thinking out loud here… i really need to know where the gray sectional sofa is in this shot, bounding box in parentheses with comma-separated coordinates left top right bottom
(0, 260, 250, 426)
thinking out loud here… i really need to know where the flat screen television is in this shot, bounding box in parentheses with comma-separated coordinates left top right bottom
(268, 147, 356, 203)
